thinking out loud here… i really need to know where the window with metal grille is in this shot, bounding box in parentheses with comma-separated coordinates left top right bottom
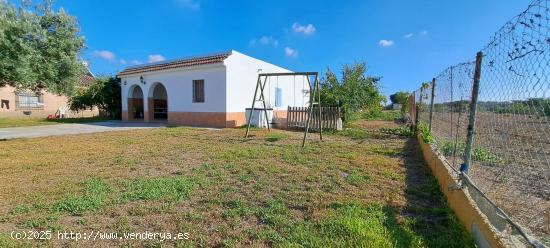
(193, 80, 205, 103)
(16, 92, 44, 109)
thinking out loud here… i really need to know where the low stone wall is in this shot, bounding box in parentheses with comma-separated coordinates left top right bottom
(416, 134, 506, 248)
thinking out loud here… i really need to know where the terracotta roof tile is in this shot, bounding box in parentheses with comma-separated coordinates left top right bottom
(117, 51, 231, 77)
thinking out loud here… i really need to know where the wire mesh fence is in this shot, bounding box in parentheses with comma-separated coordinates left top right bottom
(410, 0, 549, 246)
(418, 63, 476, 172)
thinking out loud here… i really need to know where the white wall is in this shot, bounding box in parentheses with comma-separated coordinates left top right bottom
(120, 64, 226, 113)
(120, 50, 309, 115)
(224, 51, 309, 113)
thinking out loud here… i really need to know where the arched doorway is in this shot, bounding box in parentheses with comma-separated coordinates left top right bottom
(128, 86, 144, 120)
(150, 83, 168, 121)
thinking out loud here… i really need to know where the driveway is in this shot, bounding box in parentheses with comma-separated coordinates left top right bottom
(0, 121, 166, 140)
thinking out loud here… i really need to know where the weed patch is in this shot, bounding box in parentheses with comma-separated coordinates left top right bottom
(54, 179, 111, 215)
(345, 171, 370, 186)
(439, 141, 505, 165)
(265, 133, 287, 142)
(122, 176, 195, 202)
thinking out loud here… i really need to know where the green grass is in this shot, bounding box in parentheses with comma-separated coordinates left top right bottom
(121, 176, 196, 202)
(54, 178, 112, 215)
(337, 128, 375, 139)
(15, 176, 196, 217)
(379, 126, 415, 137)
(251, 200, 471, 248)
(265, 133, 287, 142)
(345, 171, 371, 186)
(0, 116, 111, 128)
(0, 123, 474, 247)
(365, 110, 403, 121)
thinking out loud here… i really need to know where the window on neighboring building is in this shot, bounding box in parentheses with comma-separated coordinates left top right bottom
(275, 87, 282, 107)
(193, 80, 205, 103)
(16, 92, 43, 109)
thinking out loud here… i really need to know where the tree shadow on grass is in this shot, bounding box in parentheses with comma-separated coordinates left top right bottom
(381, 137, 475, 248)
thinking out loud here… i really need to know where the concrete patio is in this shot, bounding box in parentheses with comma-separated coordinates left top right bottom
(0, 121, 166, 140)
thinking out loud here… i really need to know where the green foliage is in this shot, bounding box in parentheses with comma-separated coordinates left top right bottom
(0, 0, 86, 95)
(421, 82, 430, 90)
(319, 62, 385, 124)
(69, 77, 121, 118)
(54, 179, 111, 215)
(389, 91, 410, 114)
(379, 126, 414, 137)
(432, 101, 469, 113)
(417, 123, 434, 144)
(365, 110, 402, 121)
(479, 98, 550, 117)
(440, 141, 505, 165)
(472, 148, 504, 165)
(440, 141, 466, 157)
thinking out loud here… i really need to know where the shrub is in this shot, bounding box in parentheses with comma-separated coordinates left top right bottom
(320, 62, 385, 124)
(69, 77, 121, 119)
(417, 122, 434, 144)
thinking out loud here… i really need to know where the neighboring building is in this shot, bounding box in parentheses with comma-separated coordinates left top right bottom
(117, 50, 309, 128)
(0, 69, 97, 118)
(392, 103, 402, 110)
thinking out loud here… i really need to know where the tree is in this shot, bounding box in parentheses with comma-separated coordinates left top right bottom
(0, 0, 86, 95)
(69, 77, 121, 119)
(389, 91, 410, 114)
(319, 62, 385, 123)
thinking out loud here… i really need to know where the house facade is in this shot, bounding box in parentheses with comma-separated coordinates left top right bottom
(117, 50, 309, 128)
(0, 71, 97, 118)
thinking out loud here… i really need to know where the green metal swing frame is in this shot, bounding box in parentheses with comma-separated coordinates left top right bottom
(244, 72, 322, 149)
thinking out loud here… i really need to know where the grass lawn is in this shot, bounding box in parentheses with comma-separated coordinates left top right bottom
(0, 120, 473, 247)
(0, 117, 112, 128)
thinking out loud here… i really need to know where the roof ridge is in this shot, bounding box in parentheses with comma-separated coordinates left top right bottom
(117, 50, 232, 77)
(122, 50, 232, 70)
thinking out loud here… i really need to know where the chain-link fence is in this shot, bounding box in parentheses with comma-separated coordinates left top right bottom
(410, 0, 549, 246)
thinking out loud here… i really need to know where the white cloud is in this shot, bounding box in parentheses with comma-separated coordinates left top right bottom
(285, 47, 298, 57)
(130, 60, 143, 65)
(176, 0, 200, 10)
(419, 30, 428, 35)
(119, 59, 127, 65)
(250, 36, 279, 47)
(404, 33, 414, 39)
(93, 50, 115, 61)
(378, 39, 395, 47)
(148, 54, 166, 63)
(291, 22, 316, 35)
(259, 36, 278, 46)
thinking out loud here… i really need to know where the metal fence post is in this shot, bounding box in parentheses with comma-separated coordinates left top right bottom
(409, 92, 415, 132)
(416, 87, 423, 130)
(462, 52, 483, 174)
(413, 91, 419, 130)
(429, 78, 436, 132)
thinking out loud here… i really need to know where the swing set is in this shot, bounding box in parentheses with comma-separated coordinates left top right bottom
(244, 72, 323, 148)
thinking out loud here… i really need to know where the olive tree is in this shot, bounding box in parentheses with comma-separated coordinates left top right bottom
(0, 0, 85, 95)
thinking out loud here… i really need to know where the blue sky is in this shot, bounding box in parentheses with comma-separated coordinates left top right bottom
(48, 0, 530, 97)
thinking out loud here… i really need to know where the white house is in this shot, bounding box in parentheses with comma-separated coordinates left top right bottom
(117, 50, 309, 128)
